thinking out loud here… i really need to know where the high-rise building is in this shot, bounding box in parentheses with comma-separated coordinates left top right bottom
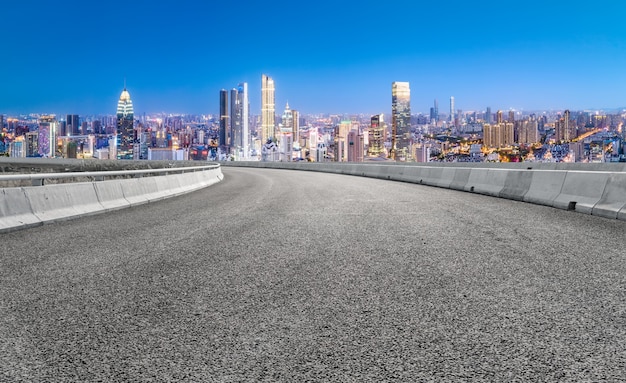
(219, 89, 229, 148)
(292, 109, 300, 145)
(486, 107, 492, 124)
(496, 110, 503, 124)
(237, 82, 249, 158)
(66, 114, 79, 136)
(430, 99, 439, 123)
(391, 82, 411, 160)
(229, 88, 237, 149)
(368, 114, 385, 157)
(38, 115, 57, 157)
(116, 86, 134, 159)
(450, 96, 455, 124)
(347, 130, 364, 162)
(261, 74, 275, 144)
(281, 102, 293, 135)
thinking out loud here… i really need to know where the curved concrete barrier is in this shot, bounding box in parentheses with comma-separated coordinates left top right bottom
(221, 162, 626, 222)
(0, 166, 223, 233)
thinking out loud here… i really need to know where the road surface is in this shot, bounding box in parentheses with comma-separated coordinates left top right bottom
(2, 167, 625, 381)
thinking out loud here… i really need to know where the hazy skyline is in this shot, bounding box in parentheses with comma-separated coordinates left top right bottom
(2, 0, 626, 116)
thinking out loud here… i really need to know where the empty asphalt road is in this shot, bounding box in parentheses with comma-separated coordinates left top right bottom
(2, 167, 626, 381)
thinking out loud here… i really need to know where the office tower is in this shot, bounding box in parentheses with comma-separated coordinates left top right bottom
(66, 114, 79, 136)
(281, 102, 293, 134)
(219, 89, 229, 148)
(230, 88, 238, 151)
(391, 82, 411, 160)
(0, 115, 3, 131)
(292, 109, 300, 145)
(347, 130, 364, 162)
(433, 99, 439, 122)
(486, 107, 492, 124)
(261, 74, 275, 143)
(368, 114, 385, 157)
(116, 85, 134, 159)
(227, 83, 250, 158)
(450, 96, 455, 124)
(38, 115, 57, 157)
(237, 82, 249, 158)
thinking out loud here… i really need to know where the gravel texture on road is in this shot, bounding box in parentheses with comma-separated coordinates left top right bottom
(1, 167, 626, 382)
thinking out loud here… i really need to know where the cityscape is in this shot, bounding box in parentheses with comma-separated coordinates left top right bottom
(1, 75, 625, 163)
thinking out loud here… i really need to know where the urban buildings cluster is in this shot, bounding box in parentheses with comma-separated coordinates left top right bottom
(1, 76, 625, 163)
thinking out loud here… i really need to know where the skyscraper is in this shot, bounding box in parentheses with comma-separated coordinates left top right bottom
(368, 114, 385, 157)
(38, 115, 57, 158)
(261, 74, 275, 144)
(486, 107, 492, 124)
(66, 114, 79, 136)
(229, 83, 247, 158)
(219, 89, 229, 148)
(450, 96, 455, 124)
(391, 82, 411, 160)
(430, 99, 438, 123)
(116, 86, 134, 159)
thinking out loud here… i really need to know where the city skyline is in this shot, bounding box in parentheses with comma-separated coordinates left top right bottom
(2, 1, 626, 115)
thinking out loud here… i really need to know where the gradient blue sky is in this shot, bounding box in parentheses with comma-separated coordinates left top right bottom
(2, 0, 626, 116)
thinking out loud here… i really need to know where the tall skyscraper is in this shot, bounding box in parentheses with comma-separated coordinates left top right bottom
(391, 82, 411, 160)
(219, 89, 229, 148)
(38, 115, 57, 157)
(486, 107, 492, 124)
(116, 86, 134, 159)
(292, 109, 300, 146)
(429, 99, 438, 123)
(450, 96, 455, 124)
(226, 83, 250, 158)
(66, 114, 79, 136)
(368, 114, 385, 157)
(261, 74, 275, 144)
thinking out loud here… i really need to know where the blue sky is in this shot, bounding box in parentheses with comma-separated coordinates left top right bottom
(2, 0, 626, 116)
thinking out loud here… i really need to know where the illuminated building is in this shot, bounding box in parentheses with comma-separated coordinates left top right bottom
(116, 86, 134, 159)
(368, 114, 385, 157)
(230, 82, 250, 158)
(391, 82, 411, 160)
(38, 115, 57, 157)
(483, 122, 514, 148)
(66, 114, 79, 135)
(219, 89, 229, 148)
(261, 74, 275, 144)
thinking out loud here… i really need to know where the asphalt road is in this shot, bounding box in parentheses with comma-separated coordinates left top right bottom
(2, 167, 626, 382)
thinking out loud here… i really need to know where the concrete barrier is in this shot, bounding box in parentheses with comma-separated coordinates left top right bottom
(449, 168, 471, 191)
(592, 173, 626, 219)
(523, 170, 567, 206)
(220, 162, 626, 222)
(552, 171, 610, 214)
(499, 170, 534, 201)
(465, 168, 507, 196)
(0, 188, 41, 231)
(94, 181, 130, 212)
(25, 182, 103, 223)
(1, 165, 223, 233)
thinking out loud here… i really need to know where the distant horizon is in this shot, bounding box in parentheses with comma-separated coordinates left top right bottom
(2, 1, 625, 117)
